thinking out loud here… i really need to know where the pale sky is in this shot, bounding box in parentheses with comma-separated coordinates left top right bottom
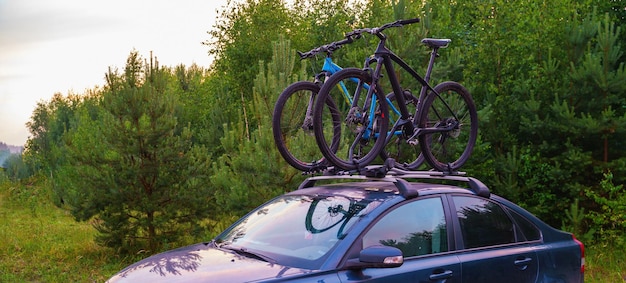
(0, 0, 229, 146)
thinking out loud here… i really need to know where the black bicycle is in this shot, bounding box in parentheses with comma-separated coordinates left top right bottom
(312, 18, 478, 173)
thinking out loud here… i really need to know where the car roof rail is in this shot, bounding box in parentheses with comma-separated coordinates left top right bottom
(297, 164, 491, 199)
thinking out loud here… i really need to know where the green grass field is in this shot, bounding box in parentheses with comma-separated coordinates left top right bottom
(0, 182, 623, 282)
(0, 183, 135, 282)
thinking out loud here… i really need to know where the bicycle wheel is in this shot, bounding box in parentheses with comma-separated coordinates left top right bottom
(418, 81, 478, 172)
(313, 68, 389, 171)
(272, 81, 342, 172)
(380, 90, 426, 170)
(305, 196, 351, 234)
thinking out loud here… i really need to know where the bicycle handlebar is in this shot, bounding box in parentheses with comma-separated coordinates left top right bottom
(297, 18, 420, 59)
(345, 18, 420, 39)
(298, 37, 354, 59)
(397, 18, 421, 25)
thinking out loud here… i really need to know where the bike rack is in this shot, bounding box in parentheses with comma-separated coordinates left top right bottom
(297, 163, 490, 199)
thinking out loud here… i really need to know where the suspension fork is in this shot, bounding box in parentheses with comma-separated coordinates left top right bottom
(302, 72, 328, 132)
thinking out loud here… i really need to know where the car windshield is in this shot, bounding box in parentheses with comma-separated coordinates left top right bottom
(215, 193, 382, 269)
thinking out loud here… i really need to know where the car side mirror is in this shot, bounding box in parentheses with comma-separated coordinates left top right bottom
(345, 245, 404, 269)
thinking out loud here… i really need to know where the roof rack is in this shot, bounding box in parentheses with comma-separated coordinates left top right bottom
(297, 164, 490, 199)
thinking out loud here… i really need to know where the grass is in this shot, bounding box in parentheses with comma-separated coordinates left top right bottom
(0, 182, 134, 282)
(0, 180, 624, 282)
(586, 246, 626, 282)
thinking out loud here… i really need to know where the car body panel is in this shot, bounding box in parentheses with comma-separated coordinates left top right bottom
(338, 253, 461, 282)
(457, 244, 539, 283)
(535, 240, 585, 283)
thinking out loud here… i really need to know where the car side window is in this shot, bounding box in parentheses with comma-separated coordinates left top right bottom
(508, 209, 541, 241)
(363, 197, 447, 257)
(453, 196, 515, 249)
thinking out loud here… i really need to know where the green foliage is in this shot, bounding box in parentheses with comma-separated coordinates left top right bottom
(210, 122, 293, 216)
(210, 37, 306, 218)
(58, 52, 214, 254)
(492, 143, 595, 227)
(289, 0, 362, 50)
(24, 93, 86, 175)
(206, 0, 292, 98)
(562, 198, 595, 244)
(567, 12, 626, 164)
(173, 64, 214, 145)
(2, 153, 31, 181)
(207, 0, 365, 98)
(585, 171, 626, 248)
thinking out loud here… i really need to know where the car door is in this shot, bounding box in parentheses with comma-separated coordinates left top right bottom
(451, 195, 539, 283)
(338, 196, 462, 283)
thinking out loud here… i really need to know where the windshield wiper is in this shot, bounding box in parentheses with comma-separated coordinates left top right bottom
(220, 245, 276, 264)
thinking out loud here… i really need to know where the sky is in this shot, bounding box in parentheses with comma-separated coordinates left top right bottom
(0, 0, 229, 147)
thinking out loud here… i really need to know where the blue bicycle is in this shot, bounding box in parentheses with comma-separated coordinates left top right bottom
(272, 37, 423, 172)
(272, 37, 351, 172)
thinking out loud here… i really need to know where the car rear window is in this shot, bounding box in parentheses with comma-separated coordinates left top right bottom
(508, 209, 541, 241)
(453, 196, 515, 249)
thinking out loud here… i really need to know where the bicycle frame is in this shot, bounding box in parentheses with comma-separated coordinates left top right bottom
(364, 35, 462, 145)
(315, 56, 405, 140)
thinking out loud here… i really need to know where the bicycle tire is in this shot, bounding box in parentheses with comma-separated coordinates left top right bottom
(305, 196, 351, 234)
(418, 81, 478, 172)
(312, 68, 389, 171)
(380, 91, 426, 170)
(272, 81, 342, 172)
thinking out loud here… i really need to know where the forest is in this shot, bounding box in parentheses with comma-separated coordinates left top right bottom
(2, 0, 625, 257)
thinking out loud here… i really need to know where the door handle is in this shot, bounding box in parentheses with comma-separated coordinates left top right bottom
(429, 269, 453, 281)
(514, 257, 532, 265)
(514, 257, 533, 270)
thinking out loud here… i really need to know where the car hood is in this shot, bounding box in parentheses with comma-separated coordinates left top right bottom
(107, 243, 315, 282)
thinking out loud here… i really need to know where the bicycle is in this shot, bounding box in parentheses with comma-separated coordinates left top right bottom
(272, 38, 351, 172)
(272, 37, 424, 172)
(312, 18, 478, 173)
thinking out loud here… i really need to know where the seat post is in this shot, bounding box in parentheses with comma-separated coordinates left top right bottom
(423, 47, 439, 85)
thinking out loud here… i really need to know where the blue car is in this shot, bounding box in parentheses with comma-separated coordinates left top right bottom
(107, 170, 585, 282)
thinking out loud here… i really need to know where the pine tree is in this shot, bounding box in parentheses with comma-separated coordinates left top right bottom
(569, 13, 626, 165)
(210, 36, 305, 218)
(61, 51, 213, 254)
(501, 12, 626, 227)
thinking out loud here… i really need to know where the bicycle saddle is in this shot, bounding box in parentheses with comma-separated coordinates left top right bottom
(421, 38, 451, 49)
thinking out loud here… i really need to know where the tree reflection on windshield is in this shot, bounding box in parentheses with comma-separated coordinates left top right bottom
(214, 194, 381, 269)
